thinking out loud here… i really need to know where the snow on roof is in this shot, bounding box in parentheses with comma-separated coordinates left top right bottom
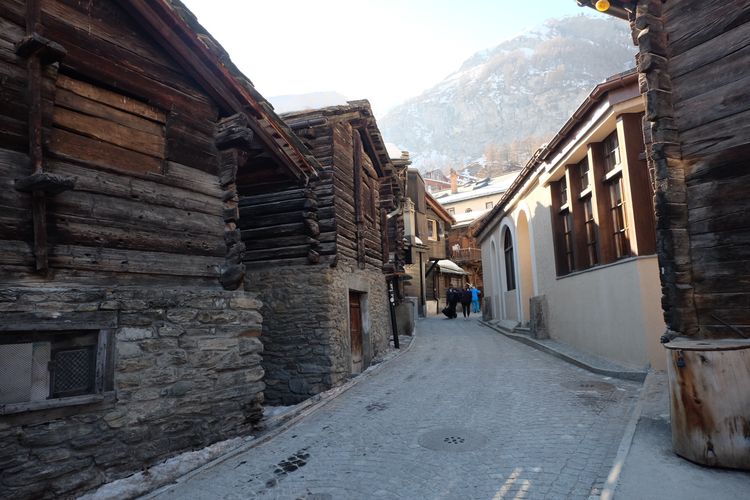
(433, 171, 520, 205)
(385, 142, 405, 160)
(452, 208, 490, 227)
(437, 260, 469, 275)
(268, 91, 349, 114)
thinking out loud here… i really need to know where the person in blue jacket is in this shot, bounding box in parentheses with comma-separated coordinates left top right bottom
(470, 285, 482, 314)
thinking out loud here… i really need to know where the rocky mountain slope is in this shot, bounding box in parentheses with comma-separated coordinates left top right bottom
(379, 15, 636, 171)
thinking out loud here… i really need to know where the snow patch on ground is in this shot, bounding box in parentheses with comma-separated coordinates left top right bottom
(263, 405, 297, 419)
(78, 436, 252, 500)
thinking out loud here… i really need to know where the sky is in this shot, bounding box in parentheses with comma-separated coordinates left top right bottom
(181, 1, 591, 118)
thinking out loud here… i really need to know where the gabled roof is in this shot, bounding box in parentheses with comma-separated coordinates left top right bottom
(120, 0, 318, 181)
(474, 69, 638, 241)
(282, 100, 395, 178)
(432, 172, 519, 205)
(426, 192, 456, 225)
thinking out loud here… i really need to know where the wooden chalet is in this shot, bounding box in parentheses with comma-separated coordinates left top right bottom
(579, 0, 750, 470)
(244, 101, 402, 405)
(0, 0, 317, 497)
(401, 169, 456, 316)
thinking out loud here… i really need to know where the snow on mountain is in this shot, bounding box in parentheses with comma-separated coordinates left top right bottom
(378, 15, 636, 172)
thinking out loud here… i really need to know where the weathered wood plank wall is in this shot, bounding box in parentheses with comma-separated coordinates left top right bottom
(331, 121, 384, 269)
(639, 0, 750, 338)
(0, 0, 226, 285)
(663, 0, 750, 337)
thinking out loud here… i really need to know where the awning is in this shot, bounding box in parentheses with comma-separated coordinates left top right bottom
(436, 259, 469, 276)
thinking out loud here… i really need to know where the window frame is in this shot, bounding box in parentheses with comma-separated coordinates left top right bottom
(582, 195, 598, 267)
(578, 157, 590, 192)
(602, 131, 621, 173)
(608, 175, 630, 259)
(561, 208, 575, 274)
(427, 218, 438, 241)
(0, 329, 114, 415)
(503, 228, 516, 291)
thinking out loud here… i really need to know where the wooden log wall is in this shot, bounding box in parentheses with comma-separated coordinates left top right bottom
(638, 0, 750, 338)
(235, 115, 336, 268)
(665, 0, 750, 338)
(0, 0, 228, 284)
(330, 121, 385, 270)
(238, 178, 337, 267)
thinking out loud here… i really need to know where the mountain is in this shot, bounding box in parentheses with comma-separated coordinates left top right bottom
(379, 15, 636, 172)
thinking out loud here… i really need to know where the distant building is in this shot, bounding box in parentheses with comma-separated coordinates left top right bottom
(432, 171, 520, 292)
(402, 169, 455, 317)
(422, 169, 451, 193)
(432, 171, 518, 218)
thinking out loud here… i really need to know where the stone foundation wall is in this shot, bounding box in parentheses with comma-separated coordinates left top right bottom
(247, 259, 391, 405)
(0, 286, 264, 499)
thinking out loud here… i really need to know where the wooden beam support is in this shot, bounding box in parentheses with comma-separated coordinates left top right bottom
(14, 33, 66, 65)
(353, 129, 366, 269)
(15, 172, 75, 195)
(15, 0, 63, 273)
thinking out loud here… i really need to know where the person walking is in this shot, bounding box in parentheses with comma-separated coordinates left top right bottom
(448, 287, 459, 319)
(471, 285, 482, 314)
(443, 287, 459, 319)
(460, 284, 473, 320)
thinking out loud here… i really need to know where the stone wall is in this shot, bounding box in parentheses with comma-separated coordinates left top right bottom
(247, 258, 391, 405)
(0, 286, 264, 499)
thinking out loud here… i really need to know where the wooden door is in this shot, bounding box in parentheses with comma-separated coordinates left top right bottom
(349, 292, 363, 374)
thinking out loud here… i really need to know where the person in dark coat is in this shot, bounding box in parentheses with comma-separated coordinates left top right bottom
(460, 284, 473, 319)
(443, 287, 459, 319)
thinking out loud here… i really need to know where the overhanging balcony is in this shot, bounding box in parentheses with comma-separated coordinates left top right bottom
(451, 247, 482, 263)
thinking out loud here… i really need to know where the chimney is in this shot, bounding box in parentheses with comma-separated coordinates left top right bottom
(450, 169, 458, 194)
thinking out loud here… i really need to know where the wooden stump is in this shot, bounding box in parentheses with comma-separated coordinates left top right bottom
(665, 338, 750, 470)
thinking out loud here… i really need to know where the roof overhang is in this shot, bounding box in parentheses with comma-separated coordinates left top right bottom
(575, 0, 634, 20)
(282, 101, 395, 180)
(474, 70, 639, 241)
(121, 0, 317, 182)
(436, 260, 468, 276)
(426, 192, 456, 225)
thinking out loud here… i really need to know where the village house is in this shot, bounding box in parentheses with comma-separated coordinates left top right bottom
(446, 217, 485, 291)
(400, 169, 456, 317)
(433, 170, 518, 217)
(432, 170, 519, 296)
(475, 70, 666, 371)
(245, 101, 401, 405)
(0, 0, 323, 497)
(578, 0, 750, 471)
(422, 168, 451, 193)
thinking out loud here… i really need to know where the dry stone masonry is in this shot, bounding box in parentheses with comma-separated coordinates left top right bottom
(0, 286, 265, 499)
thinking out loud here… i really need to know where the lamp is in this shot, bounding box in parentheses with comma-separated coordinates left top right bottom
(595, 0, 611, 11)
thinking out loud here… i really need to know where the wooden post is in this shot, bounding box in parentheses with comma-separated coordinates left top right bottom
(353, 129, 366, 269)
(13, 0, 69, 273)
(665, 338, 750, 470)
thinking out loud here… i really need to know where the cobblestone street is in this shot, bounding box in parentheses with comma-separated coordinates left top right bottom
(152, 317, 641, 500)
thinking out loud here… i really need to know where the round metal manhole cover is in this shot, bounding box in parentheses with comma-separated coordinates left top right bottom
(561, 380, 616, 392)
(418, 428, 487, 452)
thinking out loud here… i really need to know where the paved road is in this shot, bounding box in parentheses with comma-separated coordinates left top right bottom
(153, 317, 641, 500)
